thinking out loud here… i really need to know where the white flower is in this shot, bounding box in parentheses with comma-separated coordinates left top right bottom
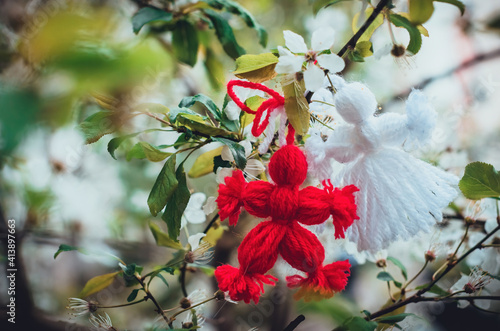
(221, 140, 265, 180)
(89, 312, 115, 330)
(66, 298, 98, 316)
(181, 192, 207, 229)
(275, 27, 345, 92)
(182, 310, 206, 329)
(186, 233, 214, 264)
(450, 266, 498, 309)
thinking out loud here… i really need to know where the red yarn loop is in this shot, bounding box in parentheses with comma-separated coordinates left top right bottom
(227, 80, 295, 145)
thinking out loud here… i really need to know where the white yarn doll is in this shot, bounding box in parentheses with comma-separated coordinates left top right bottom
(306, 81, 459, 252)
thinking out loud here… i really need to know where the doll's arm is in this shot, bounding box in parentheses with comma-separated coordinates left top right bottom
(216, 170, 247, 226)
(403, 89, 437, 151)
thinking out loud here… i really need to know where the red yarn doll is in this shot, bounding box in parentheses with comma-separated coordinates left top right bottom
(214, 144, 359, 303)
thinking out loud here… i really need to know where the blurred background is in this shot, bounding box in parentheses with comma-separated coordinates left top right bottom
(1, 0, 500, 330)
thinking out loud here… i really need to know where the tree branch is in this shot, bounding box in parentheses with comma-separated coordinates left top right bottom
(367, 224, 500, 320)
(337, 0, 390, 58)
(283, 314, 305, 331)
(384, 47, 500, 104)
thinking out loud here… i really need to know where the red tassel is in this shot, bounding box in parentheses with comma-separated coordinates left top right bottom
(215, 145, 359, 303)
(286, 260, 351, 302)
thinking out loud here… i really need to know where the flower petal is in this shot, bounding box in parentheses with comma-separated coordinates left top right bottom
(244, 159, 266, 177)
(239, 140, 252, 157)
(221, 146, 234, 162)
(188, 233, 207, 251)
(202, 196, 217, 215)
(225, 101, 241, 121)
(275, 47, 304, 74)
(311, 27, 335, 52)
(317, 54, 345, 73)
(283, 30, 308, 53)
(303, 63, 324, 92)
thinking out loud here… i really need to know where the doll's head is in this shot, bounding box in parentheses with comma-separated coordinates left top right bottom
(334, 82, 377, 124)
(268, 145, 308, 186)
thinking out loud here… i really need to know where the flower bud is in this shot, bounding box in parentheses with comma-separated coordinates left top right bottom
(425, 250, 436, 263)
(376, 259, 387, 268)
(215, 290, 225, 301)
(179, 297, 191, 309)
(391, 44, 406, 57)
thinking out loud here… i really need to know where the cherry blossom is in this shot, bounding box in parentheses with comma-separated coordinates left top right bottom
(275, 28, 345, 92)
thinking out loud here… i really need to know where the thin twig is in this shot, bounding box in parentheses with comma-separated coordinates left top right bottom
(337, 0, 390, 58)
(283, 314, 305, 331)
(203, 214, 220, 234)
(98, 298, 146, 309)
(134, 275, 170, 324)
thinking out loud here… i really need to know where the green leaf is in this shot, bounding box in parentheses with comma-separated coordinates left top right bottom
(204, 0, 268, 46)
(126, 142, 172, 162)
(459, 162, 500, 199)
(212, 137, 247, 170)
(0, 88, 39, 154)
(179, 94, 222, 121)
(79, 272, 120, 298)
(213, 155, 232, 173)
(176, 113, 231, 136)
(172, 20, 199, 66)
(313, 0, 352, 15)
(188, 146, 224, 178)
(162, 164, 191, 241)
(147, 155, 178, 217)
(409, 0, 435, 25)
(155, 273, 170, 288)
(149, 222, 184, 249)
(387, 257, 408, 280)
(127, 288, 141, 302)
(134, 103, 170, 114)
(79, 111, 121, 144)
(389, 14, 422, 54)
(354, 41, 374, 57)
(377, 271, 395, 282)
(108, 133, 139, 160)
(120, 263, 144, 287)
(233, 53, 279, 83)
(54, 244, 87, 259)
(376, 313, 421, 324)
(132, 7, 173, 34)
(147, 266, 175, 288)
(282, 76, 310, 136)
(108, 129, 173, 160)
(343, 316, 377, 331)
(434, 0, 465, 15)
(348, 49, 365, 62)
(203, 9, 246, 59)
(169, 107, 200, 122)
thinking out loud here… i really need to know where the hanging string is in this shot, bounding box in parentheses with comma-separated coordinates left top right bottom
(227, 80, 295, 147)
